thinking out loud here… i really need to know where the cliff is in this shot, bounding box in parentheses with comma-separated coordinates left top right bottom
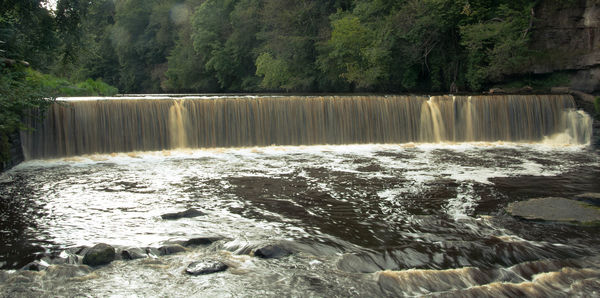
(531, 0, 600, 93)
(0, 132, 24, 172)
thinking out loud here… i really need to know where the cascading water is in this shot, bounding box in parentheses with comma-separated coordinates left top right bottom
(3, 94, 599, 297)
(21, 95, 592, 159)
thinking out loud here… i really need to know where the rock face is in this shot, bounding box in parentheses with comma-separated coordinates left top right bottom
(506, 197, 600, 224)
(186, 260, 228, 275)
(0, 131, 24, 172)
(82, 243, 116, 266)
(531, 0, 600, 93)
(161, 208, 205, 220)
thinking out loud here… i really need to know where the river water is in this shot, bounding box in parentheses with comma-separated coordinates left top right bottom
(1, 94, 599, 296)
(1, 143, 599, 297)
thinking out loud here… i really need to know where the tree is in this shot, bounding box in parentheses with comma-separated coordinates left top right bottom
(460, 1, 536, 90)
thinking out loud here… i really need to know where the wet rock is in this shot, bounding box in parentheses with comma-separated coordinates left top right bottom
(574, 193, 600, 206)
(46, 250, 80, 265)
(506, 197, 600, 224)
(185, 236, 224, 246)
(122, 247, 148, 260)
(82, 243, 116, 266)
(146, 247, 161, 257)
(67, 246, 90, 255)
(186, 260, 228, 275)
(0, 270, 7, 282)
(254, 244, 293, 259)
(21, 260, 49, 271)
(158, 244, 187, 256)
(161, 208, 205, 220)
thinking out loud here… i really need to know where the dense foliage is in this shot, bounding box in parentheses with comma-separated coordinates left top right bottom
(1, 0, 119, 166)
(47, 0, 564, 93)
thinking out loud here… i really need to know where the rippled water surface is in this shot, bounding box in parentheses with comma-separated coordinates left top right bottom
(1, 143, 600, 297)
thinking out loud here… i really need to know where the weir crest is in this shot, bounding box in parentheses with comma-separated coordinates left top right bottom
(21, 95, 593, 159)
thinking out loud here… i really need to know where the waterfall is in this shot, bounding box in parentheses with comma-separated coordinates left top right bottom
(21, 95, 593, 159)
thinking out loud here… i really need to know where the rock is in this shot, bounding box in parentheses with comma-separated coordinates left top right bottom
(489, 88, 506, 94)
(506, 197, 600, 224)
(574, 193, 600, 206)
(517, 85, 533, 93)
(46, 250, 79, 265)
(158, 244, 187, 256)
(145, 247, 161, 257)
(185, 236, 224, 247)
(21, 260, 49, 271)
(161, 208, 205, 220)
(66, 246, 89, 255)
(82, 243, 116, 266)
(121, 247, 148, 260)
(254, 245, 293, 259)
(185, 260, 228, 275)
(551, 87, 571, 94)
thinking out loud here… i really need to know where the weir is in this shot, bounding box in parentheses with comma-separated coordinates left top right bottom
(21, 95, 593, 159)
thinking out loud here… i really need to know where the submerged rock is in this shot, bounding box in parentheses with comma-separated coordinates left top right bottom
(506, 197, 600, 224)
(21, 260, 49, 271)
(186, 260, 228, 275)
(122, 247, 148, 260)
(158, 244, 187, 256)
(161, 208, 205, 220)
(45, 264, 93, 279)
(254, 244, 293, 259)
(185, 236, 224, 246)
(46, 250, 80, 265)
(82, 243, 116, 266)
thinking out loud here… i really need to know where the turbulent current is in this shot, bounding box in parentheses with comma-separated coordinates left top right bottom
(1, 95, 599, 296)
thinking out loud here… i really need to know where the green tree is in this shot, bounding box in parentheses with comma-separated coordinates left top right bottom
(460, 1, 536, 90)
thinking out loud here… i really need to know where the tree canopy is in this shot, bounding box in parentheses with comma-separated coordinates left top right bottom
(16, 0, 547, 94)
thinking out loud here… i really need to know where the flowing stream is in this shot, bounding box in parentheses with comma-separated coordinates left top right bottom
(1, 95, 599, 297)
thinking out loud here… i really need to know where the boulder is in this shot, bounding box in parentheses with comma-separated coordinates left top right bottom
(161, 208, 205, 220)
(506, 197, 600, 224)
(158, 244, 187, 256)
(254, 244, 292, 259)
(121, 247, 148, 260)
(186, 260, 228, 275)
(82, 243, 116, 266)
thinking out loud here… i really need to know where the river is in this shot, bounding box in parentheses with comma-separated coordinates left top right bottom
(1, 95, 599, 296)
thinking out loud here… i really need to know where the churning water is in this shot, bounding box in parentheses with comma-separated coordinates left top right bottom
(1, 95, 599, 297)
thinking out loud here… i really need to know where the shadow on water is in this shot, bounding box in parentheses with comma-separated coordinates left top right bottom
(0, 175, 56, 269)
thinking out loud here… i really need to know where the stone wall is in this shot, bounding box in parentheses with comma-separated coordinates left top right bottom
(531, 0, 600, 93)
(1, 132, 24, 172)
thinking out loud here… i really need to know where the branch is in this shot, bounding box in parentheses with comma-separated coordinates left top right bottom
(522, 7, 535, 39)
